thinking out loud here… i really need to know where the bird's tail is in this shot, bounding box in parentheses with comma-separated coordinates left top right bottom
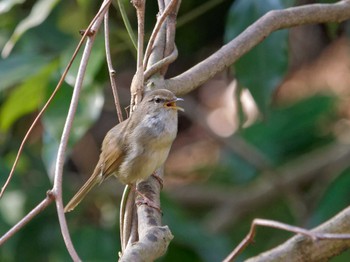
(64, 169, 102, 213)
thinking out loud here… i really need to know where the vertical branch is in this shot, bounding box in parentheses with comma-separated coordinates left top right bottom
(120, 2, 181, 254)
(161, 0, 180, 75)
(104, 10, 124, 123)
(53, 1, 111, 260)
(134, 1, 145, 71)
(144, 0, 167, 72)
(129, 0, 146, 111)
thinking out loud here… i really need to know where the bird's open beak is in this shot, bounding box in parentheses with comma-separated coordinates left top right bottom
(164, 98, 184, 112)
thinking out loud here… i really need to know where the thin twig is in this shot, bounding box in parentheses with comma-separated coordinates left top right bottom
(223, 218, 350, 262)
(143, 0, 178, 70)
(134, 0, 145, 76)
(53, 1, 111, 260)
(0, 1, 113, 199)
(0, 191, 54, 246)
(161, 0, 180, 76)
(104, 9, 124, 123)
(120, 185, 133, 252)
(129, 0, 145, 110)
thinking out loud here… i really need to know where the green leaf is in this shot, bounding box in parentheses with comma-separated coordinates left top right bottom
(2, 0, 60, 57)
(224, 0, 290, 113)
(0, 54, 51, 91)
(0, 60, 58, 131)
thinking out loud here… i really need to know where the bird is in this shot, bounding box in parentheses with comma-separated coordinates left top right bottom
(64, 89, 183, 213)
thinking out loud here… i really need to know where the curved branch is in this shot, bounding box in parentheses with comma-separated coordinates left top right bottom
(165, 0, 350, 96)
(245, 206, 350, 262)
(104, 10, 124, 123)
(143, 0, 178, 69)
(144, 46, 178, 81)
(53, 1, 111, 260)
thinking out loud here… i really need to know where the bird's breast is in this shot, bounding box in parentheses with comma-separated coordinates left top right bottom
(141, 113, 177, 143)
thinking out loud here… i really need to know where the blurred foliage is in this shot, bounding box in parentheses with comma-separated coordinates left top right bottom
(224, 0, 291, 114)
(1, 0, 350, 261)
(241, 95, 335, 164)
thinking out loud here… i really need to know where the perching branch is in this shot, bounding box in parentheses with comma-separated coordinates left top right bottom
(120, 1, 181, 260)
(119, 0, 147, 257)
(165, 0, 350, 96)
(121, 172, 174, 261)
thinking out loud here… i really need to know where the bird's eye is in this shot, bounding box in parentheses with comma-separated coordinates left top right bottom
(154, 97, 162, 103)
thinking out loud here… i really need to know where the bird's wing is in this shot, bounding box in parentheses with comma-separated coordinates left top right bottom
(100, 121, 128, 178)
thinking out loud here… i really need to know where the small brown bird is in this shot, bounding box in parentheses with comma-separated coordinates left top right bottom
(64, 89, 183, 212)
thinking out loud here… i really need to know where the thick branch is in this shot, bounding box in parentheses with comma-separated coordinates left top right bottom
(165, 0, 350, 95)
(120, 225, 173, 261)
(245, 206, 350, 262)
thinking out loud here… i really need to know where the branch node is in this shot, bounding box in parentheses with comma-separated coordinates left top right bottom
(46, 190, 56, 200)
(79, 29, 96, 37)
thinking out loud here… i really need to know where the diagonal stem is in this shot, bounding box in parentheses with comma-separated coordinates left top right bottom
(0, 191, 54, 246)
